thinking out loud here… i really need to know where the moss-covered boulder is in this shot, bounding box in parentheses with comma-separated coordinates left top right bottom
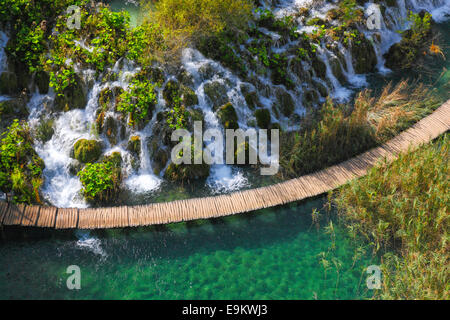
(35, 70, 49, 94)
(54, 74, 87, 111)
(274, 88, 295, 117)
(103, 116, 118, 146)
(163, 79, 180, 105)
(98, 87, 114, 110)
(255, 108, 271, 129)
(0, 72, 18, 95)
(312, 57, 327, 79)
(351, 34, 377, 74)
(180, 85, 198, 107)
(177, 68, 194, 87)
(164, 161, 210, 183)
(0, 99, 29, 132)
(72, 139, 102, 163)
(203, 80, 229, 110)
(217, 102, 239, 129)
(127, 135, 141, 156)
(152, 148, 170, 175)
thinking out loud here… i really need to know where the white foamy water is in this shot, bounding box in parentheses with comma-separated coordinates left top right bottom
(75, 230, 107, 258)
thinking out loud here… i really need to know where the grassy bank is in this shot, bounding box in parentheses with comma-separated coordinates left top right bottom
(330, 134, 449, 299)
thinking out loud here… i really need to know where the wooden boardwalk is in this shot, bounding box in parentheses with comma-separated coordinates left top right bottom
(1, 100, 449, 229)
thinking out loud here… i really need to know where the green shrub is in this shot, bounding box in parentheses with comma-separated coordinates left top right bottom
(77, 153, 122, 203)
(0, 120, 45, 204)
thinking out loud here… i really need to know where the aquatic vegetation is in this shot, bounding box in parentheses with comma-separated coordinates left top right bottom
(333, 134, 449, 299)
(0, 120, 45, 204)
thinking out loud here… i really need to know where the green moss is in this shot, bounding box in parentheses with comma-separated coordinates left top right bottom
(127, 135, 141, 155)
(255, 108, 271, 129)
(72, 139, 102, 163)
(217, 102, 239, 129)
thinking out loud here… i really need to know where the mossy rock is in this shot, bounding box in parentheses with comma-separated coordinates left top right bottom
(102, 152, 123, 168)
(177, 68, 194, 87)
(148, 67, 165, 85)
(187, 108, 205, 131)
(164, 161, 210, 182)
(34, 117, 54, 143)
(181, 85, 198, 107)
(54, 74, 87, 111)
(72, 139, 102, 163)
(312, 79, 329, 97)
(217, 102, 239, 129)
(198, 63, 216, 80)
(127, 135, 141, 156)
(163, 79, 180, 105)
(98, 87, 114, 110)
(104, 116, 118, 146)
(152, 148, 170, 175)
(302, 89, 319, 108)
(312, 57, 327, 79)
(0, 72, 18, 95)
(330, 57, 346, 83)
(255, 108, 271, 129)
(274, 88, 295, 117)
(351, 34, 377, 74)
(0, 99, 29, 131)
(35, 71, 49, 94)
(203, 80, 229, 110)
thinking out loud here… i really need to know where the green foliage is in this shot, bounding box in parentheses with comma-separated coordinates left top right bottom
(117, 76, 158, 126)
(333, 134, 449, 299)
(167, 96, 189, 130)
(77, 153, 122, 203)
(0, 120, 44, 204)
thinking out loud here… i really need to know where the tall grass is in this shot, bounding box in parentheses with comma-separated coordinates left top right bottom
(280, 80, 442, 178)
(331, 134, 449, 299)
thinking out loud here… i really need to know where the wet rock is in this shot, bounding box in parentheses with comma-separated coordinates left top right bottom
(302, 89, 319, 108)
(180, 85, 198, 107)
(72, 139, 102, 163)
(312, 57, 327, 79)
(312, 79, 329, 97)
(127, 135, 141, 156)
(177, 68, 194, 87)
(255, 108, 271, 129)
(104, 116, 118, 146)
(98, 87, 114, 110)
(203, 80, 229, 110)
(330, 57, 346, 83)
(274, 88, 295, 117)
(217, 102, 239, 129)
(35, 70, 50, 94)
(163, 79, 180, 106)
(152, 148, 170, 175)
(0, 99, 29, 131)
(198, 62, 217, 80)
(351, 34, 377, 73)
(54, 74, 87, 111)
(0, 72, 18, 95)
(164, 160, 210, 182)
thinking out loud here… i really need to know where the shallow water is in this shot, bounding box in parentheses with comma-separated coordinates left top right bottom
(0, 197, 377, 299)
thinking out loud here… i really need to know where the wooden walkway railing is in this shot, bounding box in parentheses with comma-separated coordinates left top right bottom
(1, 100, 449, 229)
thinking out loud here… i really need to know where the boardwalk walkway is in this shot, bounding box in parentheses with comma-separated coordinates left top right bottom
(1, 100, 449, 229)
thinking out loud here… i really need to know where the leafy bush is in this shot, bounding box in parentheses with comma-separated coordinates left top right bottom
(332, 134, 449, 299)
(77, 153, 122, 203)
(0, 120, 45, 204)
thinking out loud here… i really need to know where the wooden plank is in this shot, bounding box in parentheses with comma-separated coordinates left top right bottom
(55, 208, 78, 229)
(3, 203, 25, 225)
(21, 205, 40, 227)
(0, 201, 9, 224)
(36, 207, 57, 228)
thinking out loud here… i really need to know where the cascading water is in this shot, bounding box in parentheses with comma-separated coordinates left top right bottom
(1, 0, 448, 207)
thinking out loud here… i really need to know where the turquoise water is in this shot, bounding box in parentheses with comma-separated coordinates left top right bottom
(0, 198, 376, 299)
